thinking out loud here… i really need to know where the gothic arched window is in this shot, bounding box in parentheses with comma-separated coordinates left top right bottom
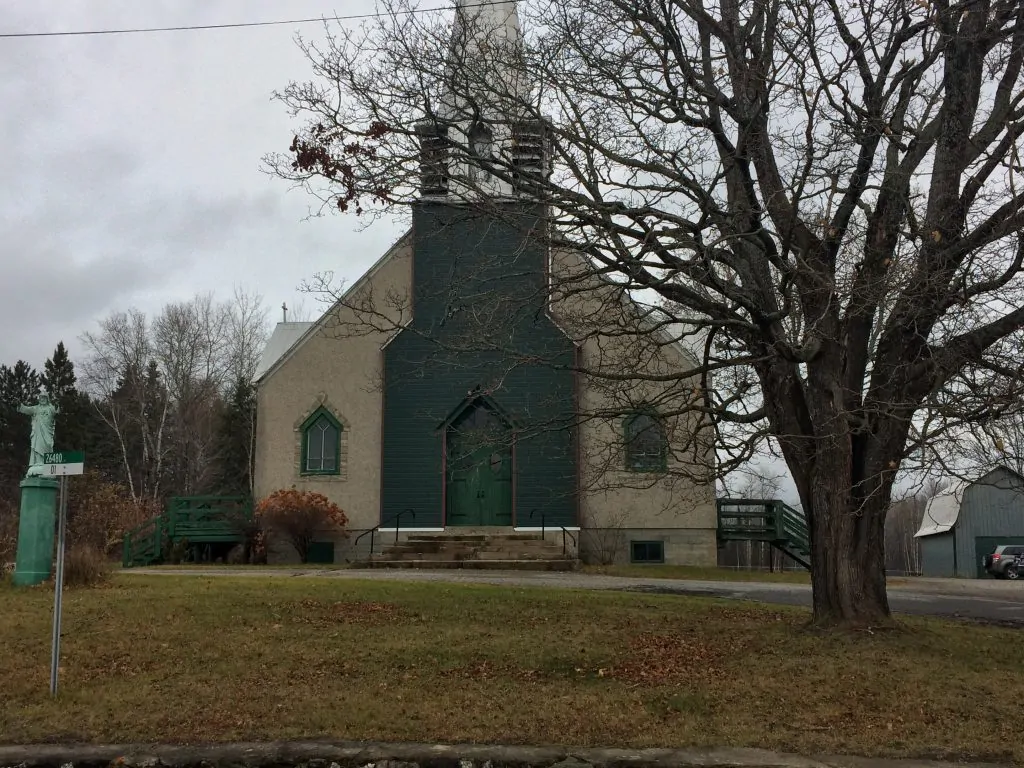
(624, 411, 667, 472)
(301, 408, 342, 475)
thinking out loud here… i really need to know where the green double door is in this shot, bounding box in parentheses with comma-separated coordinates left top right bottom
(446, 406, 513, 527)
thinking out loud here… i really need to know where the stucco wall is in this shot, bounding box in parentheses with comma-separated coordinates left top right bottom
(549, 247, 718, 559)
(253, 237, 413, 532)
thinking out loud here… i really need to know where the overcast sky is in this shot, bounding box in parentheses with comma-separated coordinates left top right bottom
(0, 1, 813, 502)
(0, 0, 404, 369)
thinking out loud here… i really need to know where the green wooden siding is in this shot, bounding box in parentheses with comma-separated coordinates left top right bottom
(381, 201, 577, 528)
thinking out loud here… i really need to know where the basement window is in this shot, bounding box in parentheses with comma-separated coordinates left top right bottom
(630, 540, 665, 564)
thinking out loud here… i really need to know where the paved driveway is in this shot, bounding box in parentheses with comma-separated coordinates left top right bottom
(127, 567, 1024, 625)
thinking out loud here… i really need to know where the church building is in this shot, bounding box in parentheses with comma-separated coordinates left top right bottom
(253, 1, 717, 566)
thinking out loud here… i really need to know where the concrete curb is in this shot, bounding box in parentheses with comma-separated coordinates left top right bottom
(0, 741, 1008, 768)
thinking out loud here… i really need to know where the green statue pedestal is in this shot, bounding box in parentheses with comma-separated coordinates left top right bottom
(12, 476, 59, 586)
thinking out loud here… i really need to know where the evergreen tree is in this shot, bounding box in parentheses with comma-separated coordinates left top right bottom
(36, 342, 121, 483)
(213, 377, 257, 498)
(41, 342, 76, 401)
(41, 341, 85, 455)
(78, 393, 128, 483)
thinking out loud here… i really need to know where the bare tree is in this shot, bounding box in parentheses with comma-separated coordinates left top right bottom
(961, 410, 1024, 476)
(80, 310, 168, 502)
(82, 292, 271, 500)
(268, 0, 1024, 626)
(153, 295, 230, 496)
(225, 287, 272, 384)
(884, 497, 924, 576)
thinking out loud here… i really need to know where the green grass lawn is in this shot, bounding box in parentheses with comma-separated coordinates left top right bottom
(1, 575, 1020, 761)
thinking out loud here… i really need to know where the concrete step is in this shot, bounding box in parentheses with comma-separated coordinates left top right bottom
(405, 534, 489, 543)
(382, 543, 477, 555)
(379, 545, 565, 560)
(372, 551, 474, 562)
(472, 550, 567, 561)
(405, 533, 544, 543)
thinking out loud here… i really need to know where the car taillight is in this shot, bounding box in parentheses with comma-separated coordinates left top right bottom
(993, 554, 1001, 560)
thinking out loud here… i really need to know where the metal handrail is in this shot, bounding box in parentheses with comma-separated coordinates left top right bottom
(559, 526, 577, 557)
(354, 508, 417, 557)
(387, 508, 416, 543)
(353, 525, 380, 557)
(529, 508, 546, 538)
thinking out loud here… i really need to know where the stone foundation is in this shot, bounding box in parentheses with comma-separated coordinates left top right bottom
(578, 528, 716, 567)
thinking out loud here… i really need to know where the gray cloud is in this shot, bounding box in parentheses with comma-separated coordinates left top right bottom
(0, 0, 402, 369)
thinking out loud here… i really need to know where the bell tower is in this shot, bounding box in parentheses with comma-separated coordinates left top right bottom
(381, 0, 576, 532)
(416, 0, 550, 200)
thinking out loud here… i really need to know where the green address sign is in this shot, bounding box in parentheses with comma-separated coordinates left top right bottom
(44, 451, 85, 465)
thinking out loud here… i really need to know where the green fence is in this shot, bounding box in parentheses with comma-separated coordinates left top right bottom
(122, 495, 252, 567)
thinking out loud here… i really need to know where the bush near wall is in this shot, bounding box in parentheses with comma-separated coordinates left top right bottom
(255, 487, 348, 564)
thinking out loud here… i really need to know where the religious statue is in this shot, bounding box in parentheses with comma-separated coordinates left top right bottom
(18, 394, 58, 476)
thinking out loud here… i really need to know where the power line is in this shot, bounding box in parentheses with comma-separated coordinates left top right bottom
(0, 1, 509, 39)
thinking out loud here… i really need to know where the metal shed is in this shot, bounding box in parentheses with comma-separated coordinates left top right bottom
(914, 466, 1024, 578)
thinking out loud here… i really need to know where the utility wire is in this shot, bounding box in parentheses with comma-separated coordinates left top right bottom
(0, 0, 509, 39)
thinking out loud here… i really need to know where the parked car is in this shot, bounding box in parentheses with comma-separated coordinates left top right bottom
(983, 545, 1024, 579)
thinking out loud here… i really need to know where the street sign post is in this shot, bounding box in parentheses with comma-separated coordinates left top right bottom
(43, 450, 84, 696)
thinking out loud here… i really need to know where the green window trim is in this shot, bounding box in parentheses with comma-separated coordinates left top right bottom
(300, 407, 343, 476)
(630, 540, 665, 564)
(623, 410, 668, 472)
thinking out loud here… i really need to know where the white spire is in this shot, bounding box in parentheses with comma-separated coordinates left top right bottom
(454, 0, 522, 56)
(420, 1, 547, 200)
(442, 0, 527, 121)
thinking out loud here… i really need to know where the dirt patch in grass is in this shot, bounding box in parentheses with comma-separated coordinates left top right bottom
(0, 576, 1021, 762)
(609, 629, 754, 684)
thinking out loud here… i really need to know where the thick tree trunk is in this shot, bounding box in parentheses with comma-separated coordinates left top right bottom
(808, 502, 890, 627)
(782, 415, 897, 626)
(802, 454, 892, 628)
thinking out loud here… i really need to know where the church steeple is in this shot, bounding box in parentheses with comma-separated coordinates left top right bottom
(417, 0, 549, 200)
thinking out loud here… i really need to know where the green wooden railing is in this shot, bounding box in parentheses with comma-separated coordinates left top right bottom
(122, 495, 253, 567)
(716, 498, 811, 570)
